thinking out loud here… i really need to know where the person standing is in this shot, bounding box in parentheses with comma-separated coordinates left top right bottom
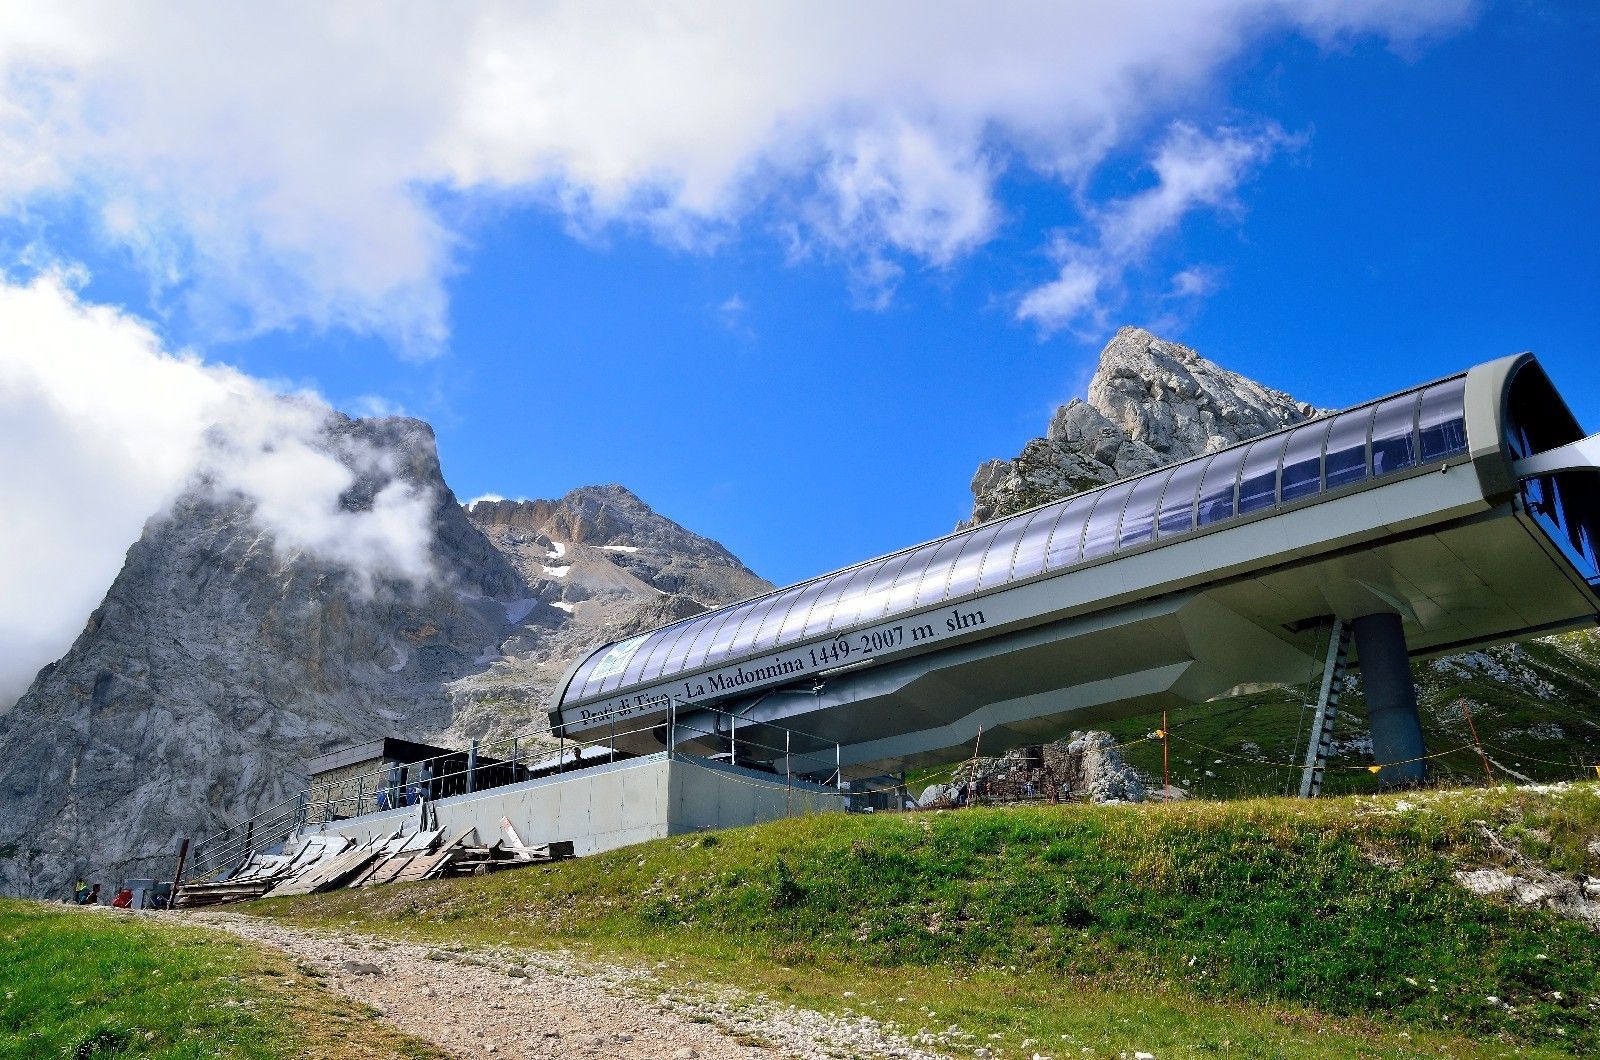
(72, 878, 88, 904)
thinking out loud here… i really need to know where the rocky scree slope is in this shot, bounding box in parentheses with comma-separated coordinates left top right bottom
(0, 419, 768, 898)
(969, 327, 1600, 793)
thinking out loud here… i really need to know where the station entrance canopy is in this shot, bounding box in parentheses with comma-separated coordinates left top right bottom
(552, 354, 1600, 779)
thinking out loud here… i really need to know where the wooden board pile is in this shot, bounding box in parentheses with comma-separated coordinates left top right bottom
(175, 823, 574, 907)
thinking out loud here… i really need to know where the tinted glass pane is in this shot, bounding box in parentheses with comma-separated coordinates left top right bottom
(944, 522, 1007, 601)
(1081, 480, 1135, 561)
(700, 600, 762, 667)
(1117, 468, 1172, 549)
(1196, 446, 1248, 526)
(749, 586, 807, 652)
(877, 542, 945, 621)
(800, 571, 856, 640)
(1007, 504, 1061, 581)
(1323, 408, 1372, 491)
(826, 560, 889, 631)
(593, 631, 660, 693)
(851, 551, 922, 626)
(1370, 394, 1419, 477)
(1156, 455, 1209, 538)
(913, 535, 971, 607)
(1418, 378, 1469, 463)
(727, 592, 788, 656)
(1280, 420, 1331, 502)
(773, 575, 836, 645)
(978, 513, 1033, 588)
(617, 627, 675, 689)
(566, 649, 606, 702)
(1237, 436, 1287, 514)
(649, 616, 715, 680)
(1044, 493, 1098, 569)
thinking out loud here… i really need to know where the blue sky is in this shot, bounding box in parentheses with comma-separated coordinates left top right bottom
(1, 2, 1595, 696)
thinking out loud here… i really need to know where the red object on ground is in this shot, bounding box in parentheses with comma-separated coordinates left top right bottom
(110, 889, 133, 908)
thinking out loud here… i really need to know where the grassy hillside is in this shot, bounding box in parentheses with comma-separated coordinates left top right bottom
(0, 900, 441, 1059)
(255, 783, 1600, 1059)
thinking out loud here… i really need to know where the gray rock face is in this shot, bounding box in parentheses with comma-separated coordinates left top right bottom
(918, 731, 1146, 806)
(967, 326, 1320, 524)
(0, 426, 768, 898)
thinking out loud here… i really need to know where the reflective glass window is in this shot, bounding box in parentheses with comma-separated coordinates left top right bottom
(1117, 468, 1173, 549)
(593, 631, 662, 694)
(1081, 480, 1136, 561)
(800, 571, 858, 640)
(1007, 503, 1063, 582)
(679, 605, 749, 672)
(628, 621, 690, 685)
(1370, 394, 1419, 477)
(773, 575, 838, 645)
(978, 513, 1033, 588)
(1237, 436, 1287, 515)
(1418, 378, 1469, 463)
(1044, 493, 1098, 569)
(1323, 408, 1372, 491)
(851, 551, 922, 626)
(1280, 420, 1331, 503)
(1196, 446, 1249, 526)
(878, 541, 948, 619)
(699, 599, 762, 668)
(567, 650, 607, 702)
(617, 627, 675, 690)
(943, 521, 1007, 600)
(913, 535, 971, 607)
(726, 591, 789, 656)
(825, 559, 889, 632)
(646, 616, 713, 680)
(748, 586, 807, 652)
(1156, 455, 1210, 538)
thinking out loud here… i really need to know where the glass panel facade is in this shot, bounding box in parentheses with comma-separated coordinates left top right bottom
(1196, 447, 1248, 526)
(1237, 436, 1286, 515)
(978, 512, 1033, 588)
(1156, 455, 1209, 538)
(1044, 493, 1098, 570)
(1418, 377, 1469, 463)
(1323, 408, 1372, 491)
(567, 373, 1487, 706)
(823, 561, 884, 632)
(879, 542, 946, 620)
(700, 600, 762, 668)
(1008, 503, 1062, 581)
(913, 535, 972, 607)
(1370, 394, 1419, 477)
(748, 586, 807, 653)
(944, 521, 1007, 600)
(1117, 468, 1172, 549)
(1279, 420, 1330, 503)
(1081, 480, 1136, 561)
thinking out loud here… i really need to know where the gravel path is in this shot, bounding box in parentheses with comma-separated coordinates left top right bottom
(187, 912, 950, 1060)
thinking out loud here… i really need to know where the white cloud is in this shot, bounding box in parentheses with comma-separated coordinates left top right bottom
(1017, 123, 1291, 332)
(0, 271, 437, 707)
(0, 2, 1471, 348)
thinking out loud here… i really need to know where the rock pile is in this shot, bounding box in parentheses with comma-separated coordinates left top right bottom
(919, 731, 1147, 807)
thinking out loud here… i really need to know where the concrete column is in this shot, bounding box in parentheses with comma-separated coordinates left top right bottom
(1352, 612, 1426, 787)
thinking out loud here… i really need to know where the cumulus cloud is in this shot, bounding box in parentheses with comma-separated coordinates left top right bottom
(0, 1, 1471, 347)
(1017, 123, 1292, 332)
(0, 272, 437, 707)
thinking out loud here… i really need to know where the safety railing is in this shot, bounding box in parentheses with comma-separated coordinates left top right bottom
(184, 695, 863, 881)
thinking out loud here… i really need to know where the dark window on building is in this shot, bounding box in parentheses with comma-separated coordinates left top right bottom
(1323, 408, 1373, 491)
(1117, 468, 1174, 549)
(1370, 394, 1420, 477)
(1280, 420, 1331, 502)
(1197, 447, 1248, 526)
(1081, 480, 1137, 561)
(1418, 377, 1469, 463)
(1156, 454, 1210, 537)
(1237, 436, 1287, 514)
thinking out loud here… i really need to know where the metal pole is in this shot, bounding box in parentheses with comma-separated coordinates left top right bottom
(467, 741, 478, 793)
(730, 712, 738, 768)
(558, 729, 565, 773)
(785, 728, 792, 816)
(355, 775, 364, 816)
(169, 837, 189, 910)
(1162, 709, 1170, 803)
(835, 741, 842, 791)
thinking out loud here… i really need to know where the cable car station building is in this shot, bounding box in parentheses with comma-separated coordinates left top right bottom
(554, 354, 1600, 788)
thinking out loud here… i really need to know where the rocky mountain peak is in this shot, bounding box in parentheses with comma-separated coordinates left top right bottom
(968, 326, 1321, 524)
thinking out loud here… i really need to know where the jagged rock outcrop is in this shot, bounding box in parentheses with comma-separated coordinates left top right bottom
(0, 425, 769, 898)
(918, 731, 1147, 806)
(968, 326, 1320, 524)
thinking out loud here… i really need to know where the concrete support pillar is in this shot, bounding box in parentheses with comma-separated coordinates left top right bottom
(1352, 612, 1426, 787)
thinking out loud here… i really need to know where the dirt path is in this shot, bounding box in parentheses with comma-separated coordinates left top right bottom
(187, 912, 948, 1060)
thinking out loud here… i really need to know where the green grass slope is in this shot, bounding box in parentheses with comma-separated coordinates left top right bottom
(256, 784, 1600, 1059)
(0, 900, 442, 1060)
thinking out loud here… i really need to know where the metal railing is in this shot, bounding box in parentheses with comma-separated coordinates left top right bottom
(185, 694, 858, 882)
